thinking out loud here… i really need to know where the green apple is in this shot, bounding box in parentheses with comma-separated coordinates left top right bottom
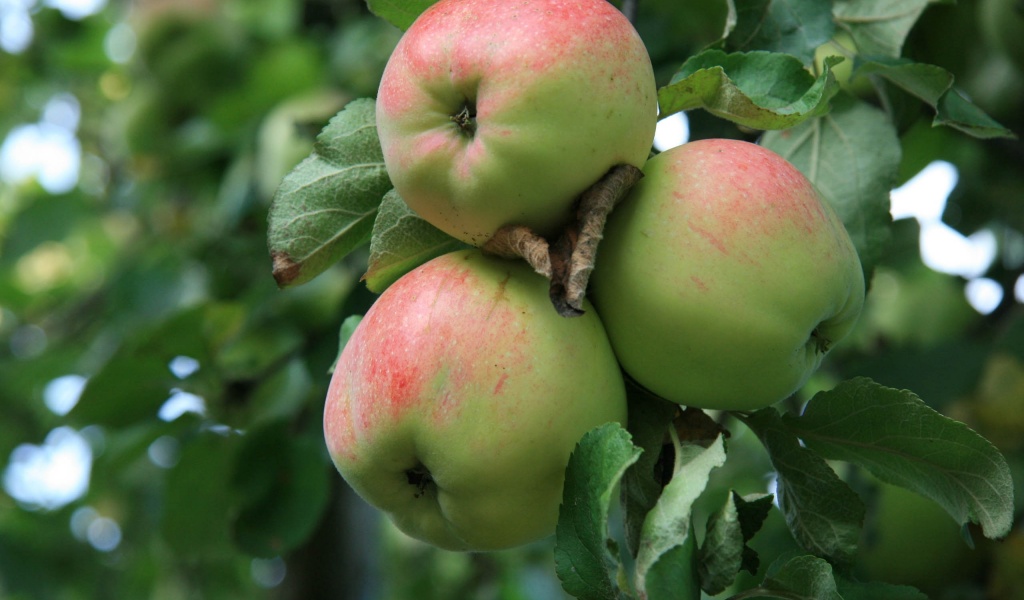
(323, 249, 627, 551)
(812, 32, 874, 97)
(375, 0, 657, 247)
(858, 481, 984, 593)
(590, 139, 865, 411)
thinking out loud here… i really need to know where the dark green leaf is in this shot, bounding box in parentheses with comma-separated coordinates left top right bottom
(784, 377, 1016, 539)
(659, 50, 841, 130)
(231, 422, 332, 557)
(215, 325, 304, 381)
(698, 491, 774, 595)
(555, 423, 642, 600)
(726, 0, 836, 64)
(70, 304, 238, 428)
(267, 98, 392, 288)
(244, 358, 314, 426)
(643, 534, 701, 600)
(162, 432, 242, 557)
(762, 554, 843, 600)
(71, 355, 177, 428)
(742, 408, 865, 565)
(833, 0, 931, 57)
(365, 0, 435, 31)
(834, 575, 928, 600)
(761, 93, 899, 278)
(363, 190, 470, 293)
(935, 87, 1016, 139)
(620, 381, 678, 557)
(856, 58, 1014, 139)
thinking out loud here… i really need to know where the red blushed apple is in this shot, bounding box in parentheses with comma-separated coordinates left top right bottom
(324, 249, 627, 551)
(376, 0, 658, 247)
(591, 139, 865, 411)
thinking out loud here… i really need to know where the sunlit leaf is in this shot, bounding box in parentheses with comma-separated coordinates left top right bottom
(267, 98, 392, 288)
(363, 190, 470, 293)
(634, 433, 726, 598)
(555, 423, 642, 600)
(659, 50, 841, 130)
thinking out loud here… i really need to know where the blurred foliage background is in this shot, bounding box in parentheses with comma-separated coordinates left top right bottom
(0, 0, 1022, 598)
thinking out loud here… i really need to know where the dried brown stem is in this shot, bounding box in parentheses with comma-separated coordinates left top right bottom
(549, 164, 644, 317)
(480, 164, 643, 318)
(481, 224, 552, 279)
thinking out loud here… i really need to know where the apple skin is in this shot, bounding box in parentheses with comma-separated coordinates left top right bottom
(857, 481, 984, 593)
(375, 0, 657, 247)
(323, 249, 627, 551)
(590, 139, 865, 411)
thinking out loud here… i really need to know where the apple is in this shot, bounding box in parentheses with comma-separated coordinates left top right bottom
(375, 0, 658, 247)
(590, 139, 865, 411)
(857, 480, 984, 593)
(323, 249, 627, 551)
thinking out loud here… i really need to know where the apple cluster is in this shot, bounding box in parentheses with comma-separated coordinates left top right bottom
(323, 0, 866, 552)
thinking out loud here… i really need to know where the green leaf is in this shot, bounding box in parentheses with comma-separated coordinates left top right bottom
(555, 423, 642, 600)
(363, 190, 471, 294)
(698, 492, 775, 595)
(834, 575, 928, 600)
(162, 431, 242, 557)
(725, 0, 836, 64)
(634, 433, 726, 599)
(761, 554, 843, 600)
(742, 408, 865, 565)
(70, 304, 241, 428)
(620, 381, 678, 557)
(659, 50, 842, 130)
(856, 58, 1015, 139)
(935, 88, 1016, 139)
(329, 314, 363, 374)
(833, 0, 932, 57)
(644, 532, 700, 600)
(231, 422, 332, 557)
(761, 93, 899, 278)
(783, 377, 1016, 539)
(267, 98, 392, 288)
(365, 0, 435, 30)
(245, 358, 314, 426)
(71, 355, 177, 428)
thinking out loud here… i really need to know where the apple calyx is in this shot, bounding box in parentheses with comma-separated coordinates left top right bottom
(405, 464, 434, 499)
(481, 163, 643, 318)
(811, 327, 832, 354)
(450, 102, 477, 136)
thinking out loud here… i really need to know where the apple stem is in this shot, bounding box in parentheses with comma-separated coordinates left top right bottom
(549, 164, 644, 317)
(482, 225, 553, 279)
(480, 164, 643, 318)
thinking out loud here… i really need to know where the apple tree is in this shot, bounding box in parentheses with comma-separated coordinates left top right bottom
(1, 0, 1023, 598)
